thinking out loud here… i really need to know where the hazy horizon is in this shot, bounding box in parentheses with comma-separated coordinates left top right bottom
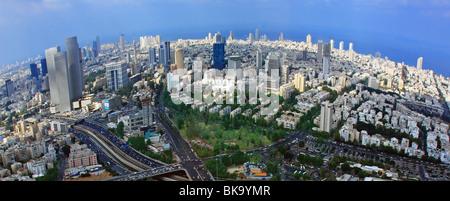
(1, 0, 449, 75)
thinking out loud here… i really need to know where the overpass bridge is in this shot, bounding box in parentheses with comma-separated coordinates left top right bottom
(103, 164, 191, 181)
(71, 120, 191, 181)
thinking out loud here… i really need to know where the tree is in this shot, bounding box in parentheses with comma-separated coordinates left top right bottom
(115, 121, 125, 139)
(62, 144, 71, 156)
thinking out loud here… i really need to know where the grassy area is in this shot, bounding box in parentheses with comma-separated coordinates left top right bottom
(179, 121, 272, 154)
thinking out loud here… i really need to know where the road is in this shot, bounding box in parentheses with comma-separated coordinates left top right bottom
(154, 81, 214, 181)
(154, 103, 214, 181)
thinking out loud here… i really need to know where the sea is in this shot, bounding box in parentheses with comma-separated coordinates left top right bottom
(95, 26, 450, 78)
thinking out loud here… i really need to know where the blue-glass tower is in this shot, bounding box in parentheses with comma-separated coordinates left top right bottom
(30, 63, 39, 78)
(41, 58, 48, 76)
(213, 42, 225, 70)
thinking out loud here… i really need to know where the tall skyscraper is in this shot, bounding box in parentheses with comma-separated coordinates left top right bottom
(320, 101, 333, 133)
(159, 42, 170, 66)
(148, 47, 156, 65)
(266, 54, 280, 77)
(165, 41, 171, 65)
(92, 36, 100, 57)
(65, 36, 83, 100)
(248, 33, 254, 43)
(339, 41, 344, 51)
(5, 79, 14, 97)
(417, 57, 423, 69)
(256, 50, 263, 69)
(175, 48, 184, 71)
(213, 32, 222, 43)
(279, 32, 283, 41)
(45, 46, 62, 107)
(106, 60, 128, 90)
(349, 42, 354, 51)
(213, 42, 225, 70)
(119, 34, 125, 50)
(41, 58, 48, 76)
(30, 63, 39, 79)
(330, 39, 334, 50)
(159, 44, 167, 66)
(281, 65, 289, 85)
(294, 73, 305, 92)
(306, 34, 312, 48)
(317, 40, 324, 62)
(53, 51, 73, 113)
(255, 29, 259, 41)
(229, 31, 235, 40)
(142, 94, 153, 126)
(323, 43, 331, 77)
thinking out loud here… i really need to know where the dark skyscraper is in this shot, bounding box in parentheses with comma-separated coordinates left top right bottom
(149, 47, 156, 65)
(41, 58, 48, 76)
(5, 79, 14, 97)
(165, 41, 171, 64)
(159, 41, 170, 66)
(213, 42, 225, 70)
(30, 63, 39, 79)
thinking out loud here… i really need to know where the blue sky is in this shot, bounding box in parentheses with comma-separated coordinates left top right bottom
(1, 0, 449, 75)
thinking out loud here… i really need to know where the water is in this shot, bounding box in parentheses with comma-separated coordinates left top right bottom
(93, 26, 450, 77)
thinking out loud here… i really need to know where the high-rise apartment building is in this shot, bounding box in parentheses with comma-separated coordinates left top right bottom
(255, 29, 259, 41)
(106, 60, 128, 90)
(306, 34, 312, 48)
(281, 65, 289, 85)
(229, 31, 235, 40)
(279, 32, 283, 41)
(119, 34, 125, 50)
(175, 48, 184, 71)
(368, 76, 378, 89)
(248, 33, 254, 43)
(294, 73, 305, 92)
(320, 101, 333, 133)
(339, 41, 344, 51)
(417, 57, 423, 69)
(142, 94, 153, 126)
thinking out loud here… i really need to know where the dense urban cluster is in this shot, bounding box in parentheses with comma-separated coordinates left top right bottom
(0, 28, 449, 181)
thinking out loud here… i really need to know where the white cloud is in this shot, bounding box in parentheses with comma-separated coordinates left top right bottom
(0, 0, 72, 25)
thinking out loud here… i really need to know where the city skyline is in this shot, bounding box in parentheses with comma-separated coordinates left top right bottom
(0, 0, 450, 76)
(1, 0, 450, 185)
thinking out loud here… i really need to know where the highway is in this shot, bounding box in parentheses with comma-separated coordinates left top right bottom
(154, 81, 214, 181)
(73, 124, 151, 172)
(154, 104, 214, 181)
